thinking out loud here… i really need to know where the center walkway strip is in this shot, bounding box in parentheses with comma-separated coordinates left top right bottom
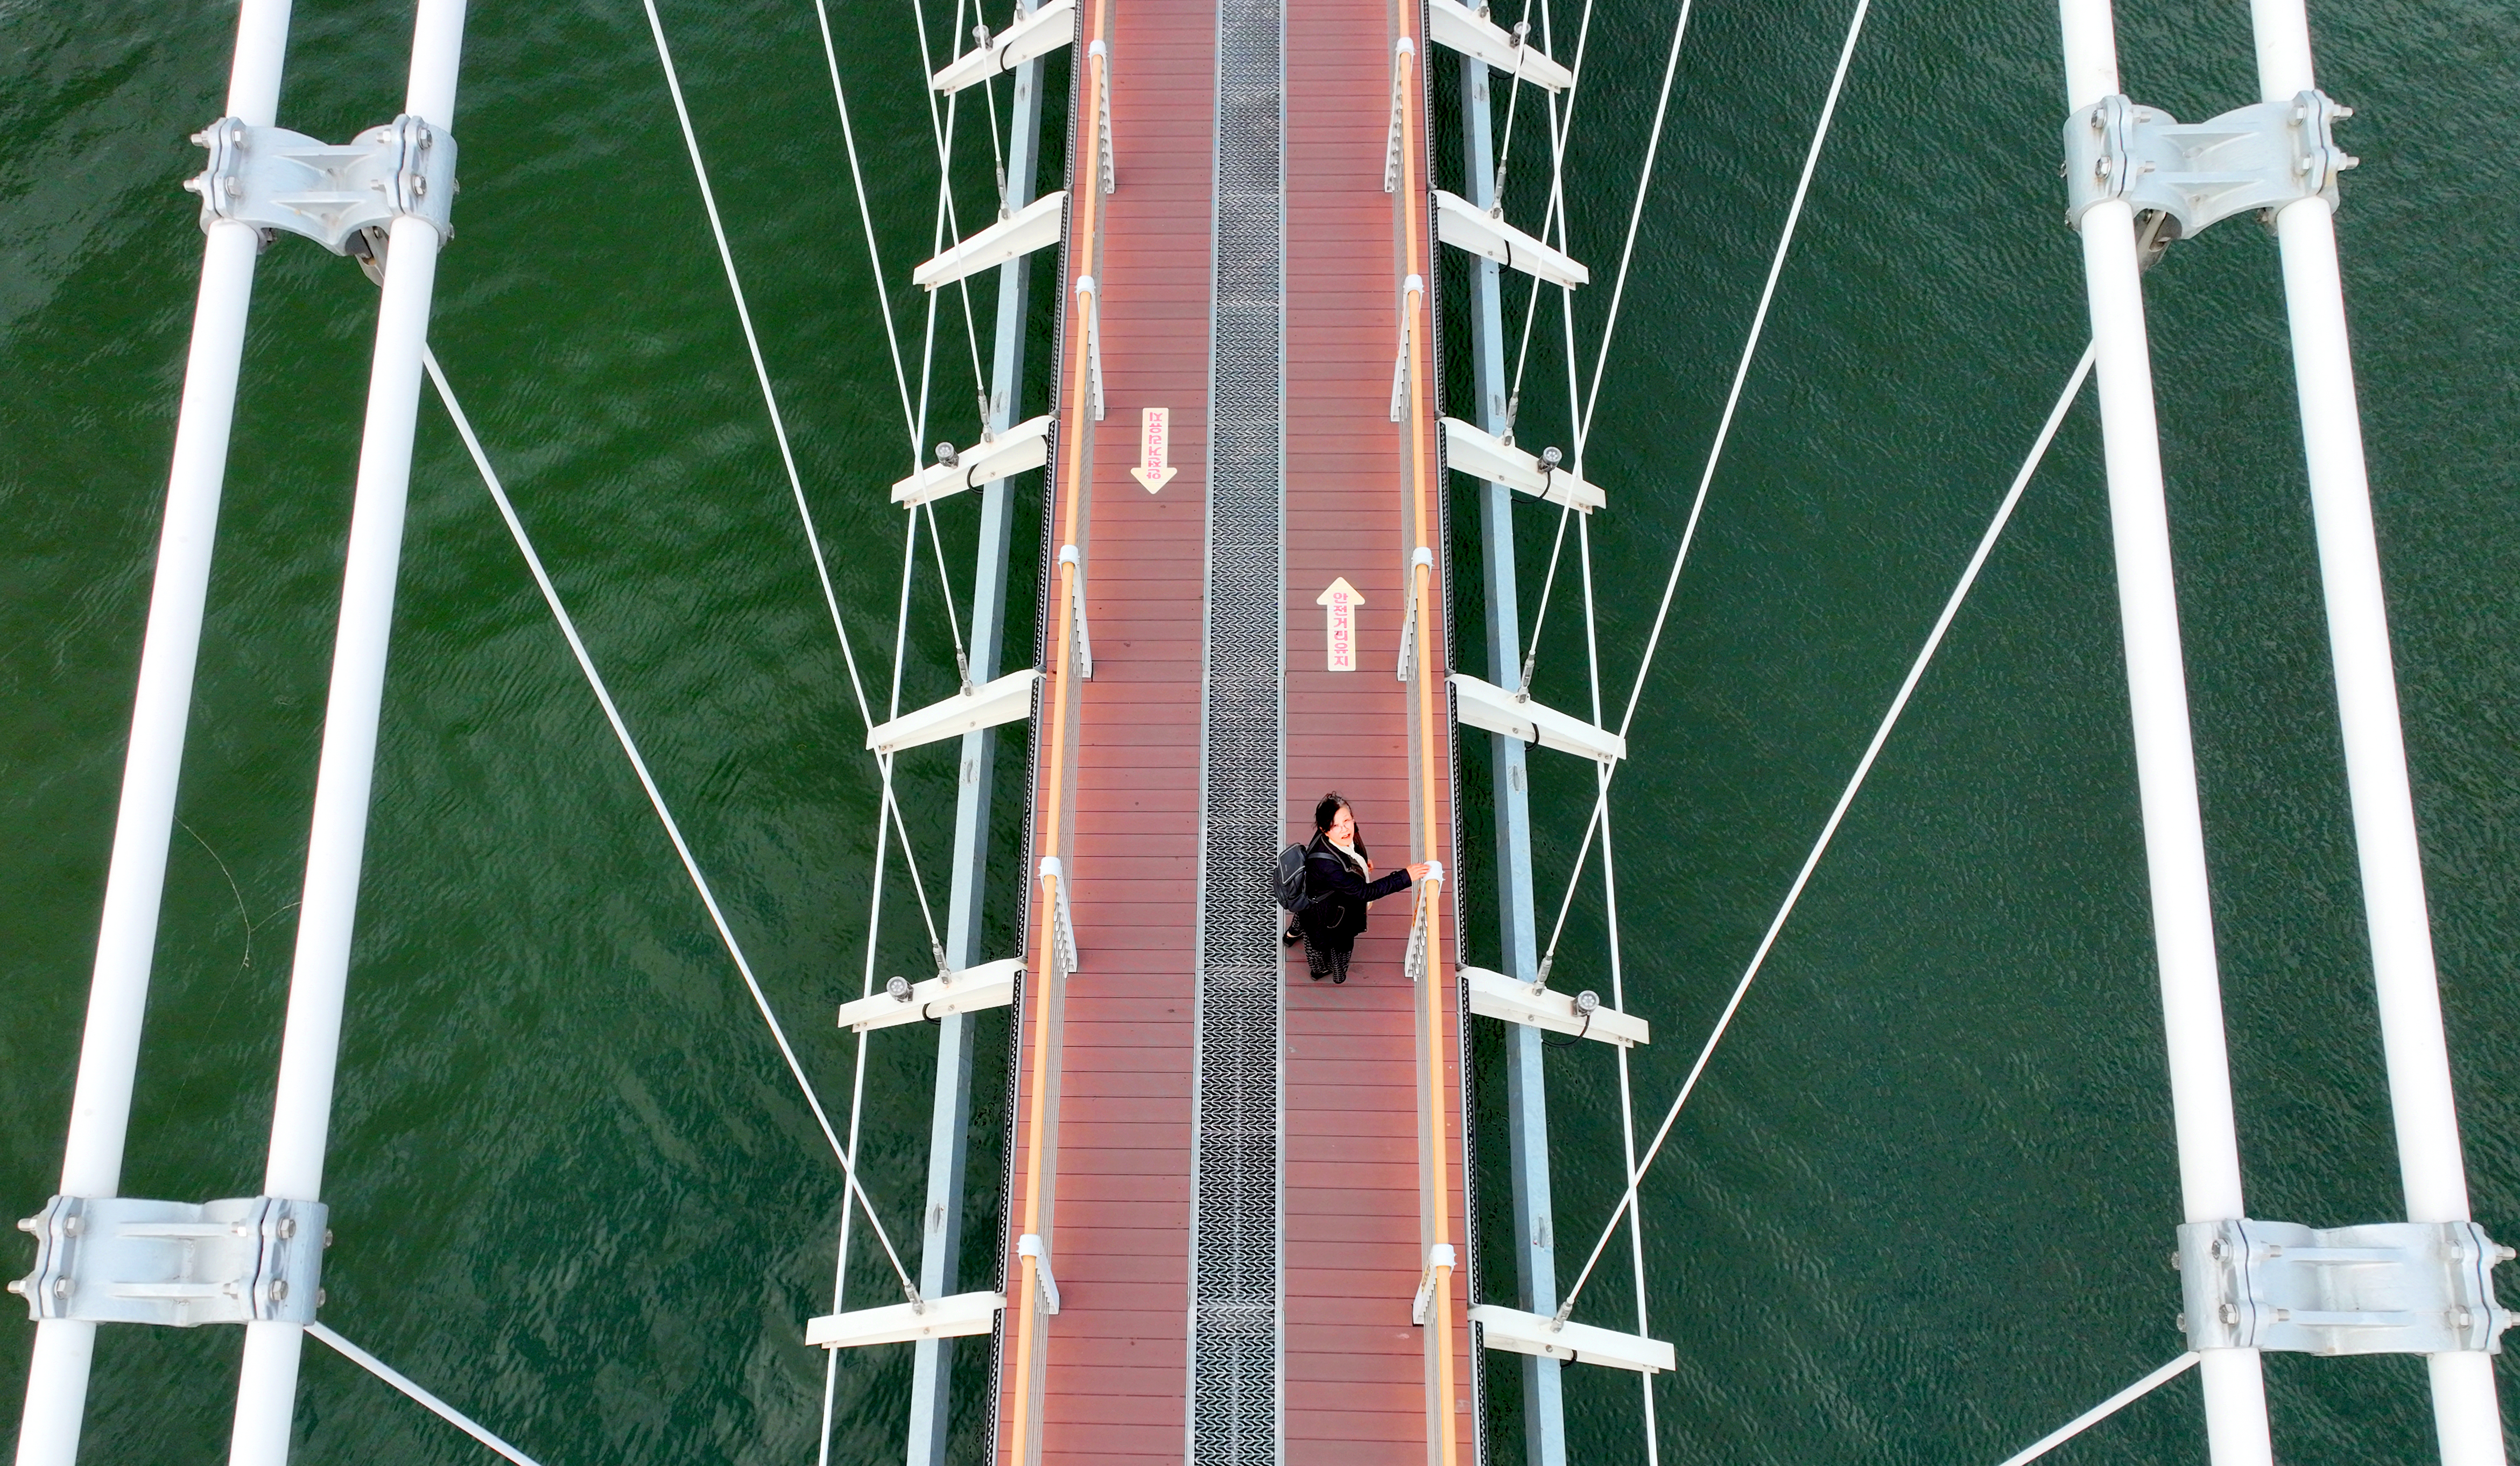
(1189, 0, 1290, 1451)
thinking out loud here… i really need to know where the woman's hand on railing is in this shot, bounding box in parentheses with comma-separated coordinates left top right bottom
(1405, 862, 1432, 881)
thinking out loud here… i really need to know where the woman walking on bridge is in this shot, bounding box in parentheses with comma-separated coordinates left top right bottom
(1292, 792, 1428, 984)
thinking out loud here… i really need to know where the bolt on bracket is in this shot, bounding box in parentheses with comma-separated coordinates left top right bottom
(185, 113, 457, 254)
(10, 1194, 329, 1328)
(2062, 89, 2355, 243)
(2177, 1217, 2515, 1356)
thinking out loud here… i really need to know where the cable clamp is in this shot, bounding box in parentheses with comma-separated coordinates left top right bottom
(2177, 1218, 2515, 1355)
(185, 114, 457, 253)
(2062, 90, 2355, 249)
(11, 1195, 328, 1327)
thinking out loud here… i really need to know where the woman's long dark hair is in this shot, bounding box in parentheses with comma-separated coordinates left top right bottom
(1312, 792, 1368, 863)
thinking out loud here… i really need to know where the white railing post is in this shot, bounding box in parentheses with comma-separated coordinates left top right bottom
(2056, 1, 2273, 1461)
(15, 4, 295, 1463)
(1396, 545, 1433, 683)
(2243, 4, 2503, 1461)
(1039, 858, 1079, 977)
(1076, 274, 1105, 422)
(1060, 544, 1093, 677)
(224, 3, 467, 1461)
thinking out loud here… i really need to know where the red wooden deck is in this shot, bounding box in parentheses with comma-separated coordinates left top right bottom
(1283, 0, 1471, 1457)
(1000, 0, 1469, 1456)
(998, 0, 1212, 1457)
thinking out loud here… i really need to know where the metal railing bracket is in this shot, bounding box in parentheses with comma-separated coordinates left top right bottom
(1017, 1234, 1061, 1314)
(1469, 1302, 1674, 1374)
(805, 1289, 1004, 1349)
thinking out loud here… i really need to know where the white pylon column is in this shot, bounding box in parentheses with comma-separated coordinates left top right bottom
(2243, 4, 2505, 1462)
(2057, 2, 2275, 1462)
(14, 4, 295, 1463)
(224, 2, 467, 1462)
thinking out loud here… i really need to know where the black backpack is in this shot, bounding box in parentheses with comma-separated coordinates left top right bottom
(1275, 842, 1312, 914)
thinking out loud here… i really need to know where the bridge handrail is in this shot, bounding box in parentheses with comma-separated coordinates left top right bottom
(1392, 22, 1467, 1466)
(1004, 2, 1110, 1458)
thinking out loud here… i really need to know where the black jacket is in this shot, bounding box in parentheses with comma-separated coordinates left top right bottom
(1298, 832, 1412, 947)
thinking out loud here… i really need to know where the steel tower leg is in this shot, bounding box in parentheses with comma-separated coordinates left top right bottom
(2241, 4, 2504, 1460)
(14, 6, 296, 1463)
(225, 5, 469, 1462)
(1458, 51, 1566, 1466)
(2057, 1, 2272, 1461)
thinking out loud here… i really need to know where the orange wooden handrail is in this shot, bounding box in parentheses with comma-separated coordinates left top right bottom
(1005, 0, 1110, 1457)
(1393, 19, 1465, 1466)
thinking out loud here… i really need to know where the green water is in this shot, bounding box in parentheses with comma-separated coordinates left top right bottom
(3, 0, 2515, 1460)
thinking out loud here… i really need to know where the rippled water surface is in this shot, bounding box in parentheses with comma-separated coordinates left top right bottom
(4, 0, 2516, 1460)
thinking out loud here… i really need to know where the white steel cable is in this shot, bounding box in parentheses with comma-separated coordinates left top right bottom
(1530, 0, 1874, 962)
(1613, 0, 1871, 742)
(1994, 1354, 2200, 1466)
(816, 1348, 843, 1466)
(641, 0, 869, 692)
(827, 802, 889, 1340)
(1575, 0, 1698, 446)
(642, 0, 948, 924)
(422, 349, 919, 1300)
(649, 0, 954, 970)
(924, 497, 973, 682)
(807, 0, 918, 441)
(1581, 510, 1658, 1463)
(1503, 0, 1593, 418)
(1554, 343, 2096, 1318)
(1487, 0, 1539, 204)
(832, 510, 949, 1314)
(913, 0, 991, 404)
(883, 513, 948, 960)
(307, 1323, 545, 1466)
(1516, 503, 1575, 693)
(1494, 0, 1586, 670)
(806, 10, 996, 1448)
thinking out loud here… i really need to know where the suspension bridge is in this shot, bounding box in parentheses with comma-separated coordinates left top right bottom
(11, 0, 2512, 1461)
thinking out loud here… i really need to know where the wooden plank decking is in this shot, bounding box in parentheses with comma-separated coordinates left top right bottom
(999, 0, 1469, 1457)
(1283, 0, 1472, 1458)
(997, 0, 1214, 1455)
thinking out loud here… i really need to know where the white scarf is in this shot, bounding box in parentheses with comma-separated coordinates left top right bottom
(1326, 833, 1369, 876)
